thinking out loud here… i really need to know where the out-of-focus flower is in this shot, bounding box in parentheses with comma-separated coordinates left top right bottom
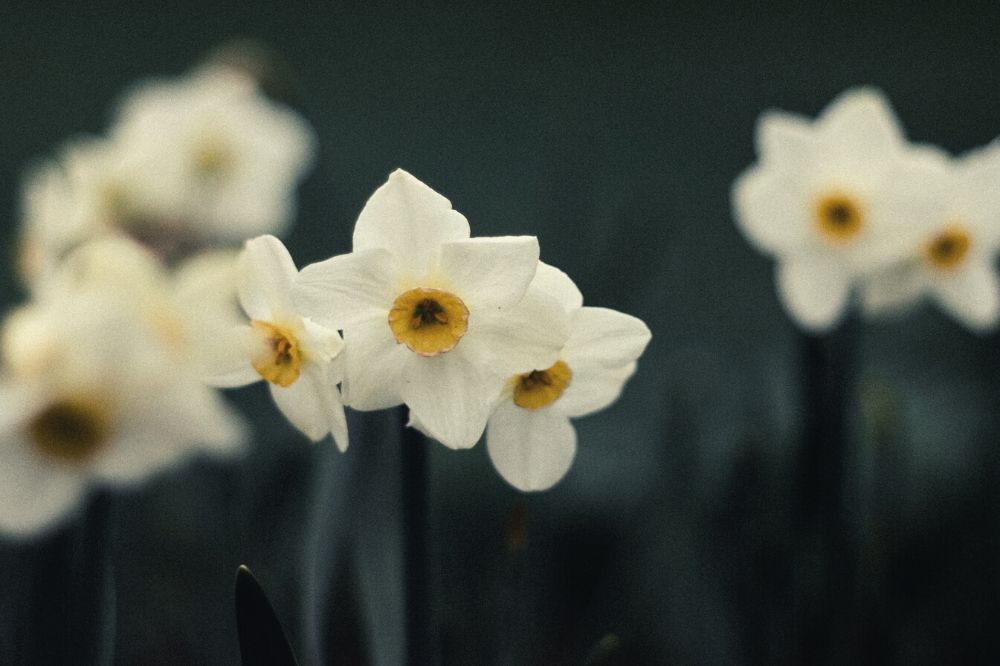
(485, 264, 652, 491)
(111, 65, 316, 242)
(732, 87, 921, 332)
(860, 144, 1000, 332)
(0, 248, 245, 538)
(206, 235, 349, 451)
(293, 169, 569, 450)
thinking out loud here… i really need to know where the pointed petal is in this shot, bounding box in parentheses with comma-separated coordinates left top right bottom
(486, 402, 577, 492)
(819, 87, 903, 157)
(353, 169, 470, 273)
(438, 237, 539, 309)
(755, 110, 817, 167)
(562, 307, 651, 370)
(775, 257, 852, 332)
(932, 261, 1000, 333)
(270, 368, 342, 443)
(529, 261, 583, 311)
(293, 248, 398, 329)
(238, 235, 298, 320)
(731, 165, 811, 255)
(400, 351, 501, 450)
(340, 314, 408, 411)
(556, 361, 637, 418)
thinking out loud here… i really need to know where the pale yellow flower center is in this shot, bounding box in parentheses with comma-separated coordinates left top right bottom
(924, 225, 970, 270)
(28, 398, 112, 465)
(388, 288, 469, 356)
(193, 140, 234, 179)
(512, 360, 572, 410)
(814, 192, 864, 244)
(251, 321, 302, 387)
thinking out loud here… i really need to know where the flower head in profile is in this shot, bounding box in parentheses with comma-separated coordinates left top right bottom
(0, 253, 245, 538)
(860, 143, 1000, 332)
(111, 65, 316, 242)
(293, 169, 569, 450)
(206, 235, 349, 451)
(732, 87, 921, 332)
(484, 264, 651, 492)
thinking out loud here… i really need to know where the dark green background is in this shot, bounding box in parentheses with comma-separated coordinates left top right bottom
(2, 2, 1000, 664)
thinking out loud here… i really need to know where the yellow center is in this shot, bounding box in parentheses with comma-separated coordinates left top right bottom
(814, 193, 864, 244)
(388, 288, 469, 356)
(512, 360, 572, 410)
(28, 398, 112, 465)
(924, 226, 971, 270)
(193, 141, 234, 179)
(251, 321, 302, 387)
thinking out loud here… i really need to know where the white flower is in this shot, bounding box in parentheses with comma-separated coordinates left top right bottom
(485, 264, 652, 492)
(111, 65, 316, 241)
(293, 169, 569, 450)
(0, 268, 245, 538)
(206, 235, 349, 451)
(732, 87, 922, 332)
(860, 143, 1000, 332)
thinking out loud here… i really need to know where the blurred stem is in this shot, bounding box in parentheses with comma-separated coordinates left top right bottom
(400, 411, 433, 666)
(796, 324, 856, 663)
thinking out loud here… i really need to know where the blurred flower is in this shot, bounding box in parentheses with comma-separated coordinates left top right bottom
(732, 87, 921, 332)
(860, 143, 1000, 332)
(293, 169, 569, 450)
(206, 235, 349, 451)
(111, 65, 316, 242)
(485, 264, 652, 491)
(0, 245, 245, 538)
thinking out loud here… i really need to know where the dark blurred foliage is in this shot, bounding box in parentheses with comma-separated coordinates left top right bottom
(3, 1, 1000, 664)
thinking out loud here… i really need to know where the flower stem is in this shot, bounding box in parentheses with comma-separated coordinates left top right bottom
(400, 411, 433, 665)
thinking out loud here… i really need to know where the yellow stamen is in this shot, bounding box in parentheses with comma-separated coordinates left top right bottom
(29, 398, 112, 465)
(512, 360, 572, 410)
(251, 320, 302, 387)
(388, 288, 469, 356)
(193, 141, 233, 179)
(924, 225, 971, 270)
(814, 192, 864, 244)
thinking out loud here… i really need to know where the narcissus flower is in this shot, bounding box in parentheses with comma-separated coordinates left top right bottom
(485, 264, 651, 492)
(732, 87, 922, 332)
(207, 235, 349, 451)
(0, 267, 245, 538)
(860, 144, 1000, 332)
(293, 169, 569, 450)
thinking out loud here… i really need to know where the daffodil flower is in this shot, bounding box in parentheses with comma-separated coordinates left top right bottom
(860, 143, 1000, 332)
(293, 169, 569, 450)
(485, 264, 652, 491)
(0, 276, 245, 538)
(732, 87, 921, 332)
(207, 235, 349, 451)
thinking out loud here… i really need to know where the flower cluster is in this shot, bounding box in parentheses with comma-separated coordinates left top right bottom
(732, 87, 1000, 334)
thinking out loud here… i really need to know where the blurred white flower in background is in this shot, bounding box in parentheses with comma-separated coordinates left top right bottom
(732, 87, 922, 332)
(485, 264, 652, 491)
(293, 169, 570, 450)
(0, 241, 246, 538)
(860, 143, 1000, 332)
(207, 235, 349, 451)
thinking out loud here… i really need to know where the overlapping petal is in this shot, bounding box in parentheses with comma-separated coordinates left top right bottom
(237, 234, 299, 320)
(486, 401, 577, 492)
(340, 313, 408, 411)
(294, 248, 399, 329)
(438, 236, 540, 309)
(775, 255, 852, 333)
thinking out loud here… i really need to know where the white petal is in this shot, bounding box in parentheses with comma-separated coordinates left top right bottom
(201, 325, 261, 388)
(463, 288, 570, 376)
(561, 307, 651, 370)
(301, 318, 345, 363)
(353, 169, 470, 273)
(0, 437, 87, 538)
(819, 87, 903, 157)
(755, 110, 817, 167)
(400, 351, 502, 450)
(340, 314, 408, 411)
(270, 367, 343, 443)
(293, 249, 398, 329)
(528, 261, 583, 311)
(859, 264, 926, 319)
(486, 401, 577, 492)
(556, 361, 637, 418)
(931, 261, 1000, 333)
(775, 256, 852, 332)
(731, 165, 811, 255)
(438, 237, 540, 309)
(237, 235, 299, 320)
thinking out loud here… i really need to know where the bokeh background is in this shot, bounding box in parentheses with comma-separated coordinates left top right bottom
(3, 2, 1000, 664)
